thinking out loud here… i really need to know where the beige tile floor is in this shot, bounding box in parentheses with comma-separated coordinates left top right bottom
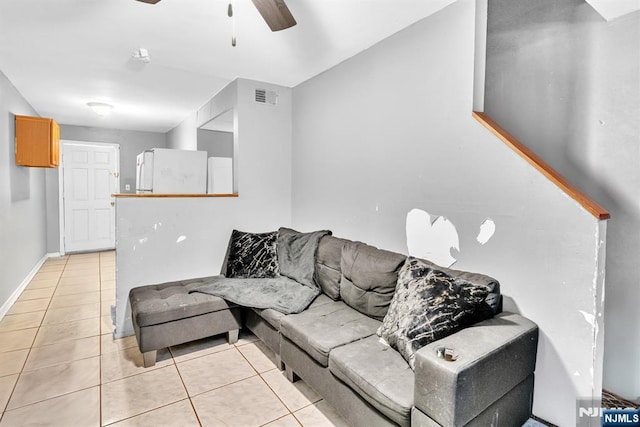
(0, 252, 348, 427)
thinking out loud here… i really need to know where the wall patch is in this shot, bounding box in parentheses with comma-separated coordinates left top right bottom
(406, 208, 459, 267)
(477, 218, 496, 245)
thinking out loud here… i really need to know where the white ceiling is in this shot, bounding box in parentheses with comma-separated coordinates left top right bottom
(0, 0, 454, 133)
(586, 0, 640, 21)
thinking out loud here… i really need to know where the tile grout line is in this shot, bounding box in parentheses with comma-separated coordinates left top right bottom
(3, 384, 99, 414)
(99, 252, 104, 427)
(100, 398, 196, 427)
(256, 368, 320, 423)
(256, 372, 298, 422)
(0, 254, 118, 426)
(4, 253, 322, 427)
(171, 351, 204, 426)
(235, 343, 301, 425)
(0, 255, 68, 417)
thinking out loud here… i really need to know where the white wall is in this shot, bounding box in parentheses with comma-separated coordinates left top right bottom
(166, 113, 197, 150)
(485, 0, 640, 403)
(169, 78, 293, 207)
(116, 78, 293, 335)
(0, 71, 48, 315)
(115, 197, 241, 337)
(291, 1, 606, 425)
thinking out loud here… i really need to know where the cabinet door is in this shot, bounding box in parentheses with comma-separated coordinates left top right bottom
(15, 115, 60, 167)
(50, 120, 60, 167)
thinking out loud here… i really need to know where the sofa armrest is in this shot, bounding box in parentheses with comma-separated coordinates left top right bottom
(413, 312, 538, 426)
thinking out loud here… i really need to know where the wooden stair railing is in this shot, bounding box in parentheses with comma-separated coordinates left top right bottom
(473, 112, 610, 220)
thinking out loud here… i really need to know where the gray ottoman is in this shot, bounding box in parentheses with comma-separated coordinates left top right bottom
(129, 277, 242, 367)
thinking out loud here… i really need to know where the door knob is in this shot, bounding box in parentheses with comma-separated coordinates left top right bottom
(110, 201, 115, 206)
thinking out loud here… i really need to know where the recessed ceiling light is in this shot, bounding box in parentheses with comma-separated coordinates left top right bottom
(87, 102, 114, 116)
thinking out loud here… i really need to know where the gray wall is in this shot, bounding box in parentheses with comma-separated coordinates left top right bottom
(43, 126, 168, 253)
(197, 129, 233, 158)
(59, 125, 168, 194)
(0, 71, 48, 314)
(290, 1, 606, 425)
(485, 0, 640, 402)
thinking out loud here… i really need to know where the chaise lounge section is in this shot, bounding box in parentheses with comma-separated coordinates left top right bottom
(129, 277, 242, 367)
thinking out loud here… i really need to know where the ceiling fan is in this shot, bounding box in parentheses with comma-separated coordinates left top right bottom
(135, 0, 297, 32)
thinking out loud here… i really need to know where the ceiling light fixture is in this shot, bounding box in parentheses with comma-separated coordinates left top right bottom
(87, 102, 114, 116)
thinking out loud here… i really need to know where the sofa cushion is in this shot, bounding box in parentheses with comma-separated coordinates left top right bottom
(418, 258, 501, 314)
(130, 278, 234, 327)
(279, 300, 381, 367)
(225, 229, 279, 278)
(316, 235, 350, 300)
(329, 335, 414, 426)
(339, 242, 406, 320)
(378, 257, 493, 369)
(252, 294, 335, 330)
(252, 308, 286, 330)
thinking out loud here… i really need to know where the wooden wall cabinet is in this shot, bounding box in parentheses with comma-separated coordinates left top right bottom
(15, 115, 60, 167)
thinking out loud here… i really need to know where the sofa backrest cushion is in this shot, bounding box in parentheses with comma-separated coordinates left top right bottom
(340, 241, 406, 320)
(417, 258, 502, 314)
(316, 235, 350, 300)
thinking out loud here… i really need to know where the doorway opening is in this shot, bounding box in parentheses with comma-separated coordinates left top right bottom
(59, 141, 120, 254)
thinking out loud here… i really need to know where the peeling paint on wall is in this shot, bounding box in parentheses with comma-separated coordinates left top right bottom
(406, 208, 459, 267)
(579, 309, 596, 328)
(477, 218, 496, 245)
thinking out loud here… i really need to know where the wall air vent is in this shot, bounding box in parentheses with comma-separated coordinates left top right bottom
(255, 88, 278, 105)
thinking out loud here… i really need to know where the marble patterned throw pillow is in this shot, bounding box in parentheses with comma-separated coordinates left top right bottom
(377, 257, 493, 369)
(225, 230, 279, 278)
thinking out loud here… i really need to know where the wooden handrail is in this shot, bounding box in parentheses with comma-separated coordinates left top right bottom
(473, 112, 610, 220)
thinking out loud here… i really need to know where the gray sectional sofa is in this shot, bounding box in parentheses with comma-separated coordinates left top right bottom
(129, 230, 539, 427)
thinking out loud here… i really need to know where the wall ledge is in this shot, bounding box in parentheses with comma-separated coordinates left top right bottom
(473, 112, 610, 220)
(114, 193, 238, 198)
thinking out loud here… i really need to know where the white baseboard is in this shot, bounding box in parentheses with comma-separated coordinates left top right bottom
(0, 254, 54, 320)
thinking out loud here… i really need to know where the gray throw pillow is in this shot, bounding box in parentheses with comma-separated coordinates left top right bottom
(377, 257, 493, 369)
(225, 229, 279, 278)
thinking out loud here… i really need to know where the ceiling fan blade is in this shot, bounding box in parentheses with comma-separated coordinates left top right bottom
(136, 0, 162, 4)
(251, 0, 297, 31)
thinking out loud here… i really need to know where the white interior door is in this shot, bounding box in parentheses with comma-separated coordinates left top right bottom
(62, 142, 119, 253)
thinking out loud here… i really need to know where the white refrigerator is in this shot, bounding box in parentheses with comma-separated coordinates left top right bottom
(207, 157, 234, 194)
(136, 148, 207, 194)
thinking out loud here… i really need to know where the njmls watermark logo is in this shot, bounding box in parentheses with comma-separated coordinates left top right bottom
(577, 398, 640, 427)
